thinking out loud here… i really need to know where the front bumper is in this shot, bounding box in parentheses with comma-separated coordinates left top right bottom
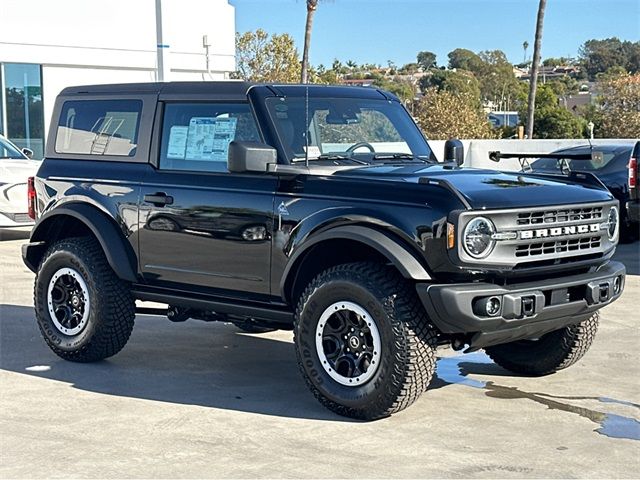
(417, 261, 625, 349)
(627, 200, 640, 223)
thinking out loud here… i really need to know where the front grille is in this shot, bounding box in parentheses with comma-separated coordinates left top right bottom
(517, 206, 603, 226)
(458, 201, 616, 269)
(515, 236, 601, 257)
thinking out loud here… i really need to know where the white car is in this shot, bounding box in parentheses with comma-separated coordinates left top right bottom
(0, 136, 42, 228)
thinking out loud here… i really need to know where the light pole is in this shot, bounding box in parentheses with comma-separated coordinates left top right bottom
(155, 0, 170, 82)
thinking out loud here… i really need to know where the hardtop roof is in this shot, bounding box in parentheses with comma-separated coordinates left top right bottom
(58, 81, 396, 101)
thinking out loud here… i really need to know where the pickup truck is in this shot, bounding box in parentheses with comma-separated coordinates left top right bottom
(22, 82, 625, 419)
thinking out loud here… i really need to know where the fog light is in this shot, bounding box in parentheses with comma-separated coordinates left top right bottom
(485, 296, 502, 317)
(613, 276, 622, 295)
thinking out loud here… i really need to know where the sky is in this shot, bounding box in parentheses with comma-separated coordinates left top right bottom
(230, 0, 640, 68)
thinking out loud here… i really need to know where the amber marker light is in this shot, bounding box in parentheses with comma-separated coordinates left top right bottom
(447, 223, 455, 249)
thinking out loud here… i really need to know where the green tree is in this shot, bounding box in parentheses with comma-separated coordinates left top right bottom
(542, 56, 574, 67)
(399, 62, 420, 74)
(579, 38, 640, 79)
(373, 77, 415, 103)
(533, 107, 585, 139)
(519, 84, 585, 139)
(547, 76, 580, 97)
(417, 51, 437, 70)
(447, 48, 483, 72)
(413, 88, 496, 140)
(419, 69, 482, 106)
(446, 48, 519, 106)
(235, 29, 301, 83)
(476, 50, 520, 105)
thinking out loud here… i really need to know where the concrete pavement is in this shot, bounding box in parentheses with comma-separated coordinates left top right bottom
(1, 237, 638, 478)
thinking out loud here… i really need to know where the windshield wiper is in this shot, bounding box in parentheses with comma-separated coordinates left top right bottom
(292, 154, 369, 165)
(372, 153, 431, 163)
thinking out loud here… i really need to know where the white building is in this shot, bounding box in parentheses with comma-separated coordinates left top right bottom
(0, 0, 236, 158)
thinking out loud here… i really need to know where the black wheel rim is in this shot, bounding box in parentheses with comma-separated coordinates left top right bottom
(315, 301, 381, 386)
(47, 268, 90, 336)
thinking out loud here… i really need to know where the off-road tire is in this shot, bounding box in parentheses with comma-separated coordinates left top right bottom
(485, 312, 600, 376)
(294, 262, 438, 420)
(34, 236, 135, 362)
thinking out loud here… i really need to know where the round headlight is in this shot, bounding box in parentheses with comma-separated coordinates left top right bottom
(463, 217, 496, 258)
(607, 206, 619, 241)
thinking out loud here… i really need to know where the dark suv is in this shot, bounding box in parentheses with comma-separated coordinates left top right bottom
(23, 82, 625, 420)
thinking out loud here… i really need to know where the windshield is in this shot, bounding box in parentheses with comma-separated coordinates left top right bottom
(265, 96, 434, 162)
(0, 137, 27, 160)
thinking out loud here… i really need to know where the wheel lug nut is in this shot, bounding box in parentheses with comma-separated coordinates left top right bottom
(359, 332, 363, 336)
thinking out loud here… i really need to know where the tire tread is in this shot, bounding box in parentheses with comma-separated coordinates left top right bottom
(34, 236, 135, 362)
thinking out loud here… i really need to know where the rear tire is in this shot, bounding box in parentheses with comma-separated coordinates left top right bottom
(34, 237, 135, 362)
(294, 262, 438, 420)
(485, 312, 599, 376)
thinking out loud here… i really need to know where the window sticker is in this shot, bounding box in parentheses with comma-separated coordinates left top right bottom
(210, 117, 238, 162)
(166, 125, 188, 159)
(184, 117, 238, 162)
(185, 118, 216, 161)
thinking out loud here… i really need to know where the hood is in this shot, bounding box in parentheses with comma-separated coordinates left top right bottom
(0, 159, 41, 184)
(334, 164, 614, 209)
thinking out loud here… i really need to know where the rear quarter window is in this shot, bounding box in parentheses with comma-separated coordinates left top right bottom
(55, 100, 142, 156)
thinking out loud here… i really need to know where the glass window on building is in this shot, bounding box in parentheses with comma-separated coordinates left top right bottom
(0, 68, 4, 136)
(3, 64, 45, 158)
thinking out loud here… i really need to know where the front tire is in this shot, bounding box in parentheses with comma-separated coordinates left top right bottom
(485, 312, 599, 376)
(34, 237, 135, 362)
(294, 262, 438, 420)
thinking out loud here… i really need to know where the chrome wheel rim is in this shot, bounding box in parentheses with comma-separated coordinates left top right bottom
(47, 268, 90, 336)
(315, 301, 382, 386)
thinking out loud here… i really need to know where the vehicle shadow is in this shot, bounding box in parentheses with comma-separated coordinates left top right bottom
(0, 228, 31, 241)
(0, 303, 348, 421)
(613, 239, 639, 275)
(1, 303, 575, 422)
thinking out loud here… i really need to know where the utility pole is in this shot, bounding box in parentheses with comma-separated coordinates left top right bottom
(155, 0, 170, 82)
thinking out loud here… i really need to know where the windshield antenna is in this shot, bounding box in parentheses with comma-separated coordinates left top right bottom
(304, 83, 309, 167)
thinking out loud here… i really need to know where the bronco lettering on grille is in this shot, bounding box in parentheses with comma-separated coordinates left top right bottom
(520, 223, 600, 239)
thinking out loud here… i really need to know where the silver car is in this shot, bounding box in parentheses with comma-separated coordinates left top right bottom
(0, 135, 42, 228)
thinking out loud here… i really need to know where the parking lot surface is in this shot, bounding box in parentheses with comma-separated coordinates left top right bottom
(1, 235, 639, 478)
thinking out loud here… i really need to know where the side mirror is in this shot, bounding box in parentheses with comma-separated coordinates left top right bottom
(228, 141, 277, 173)
(444, 138, 464, 166)
(22, 147, 34, 159)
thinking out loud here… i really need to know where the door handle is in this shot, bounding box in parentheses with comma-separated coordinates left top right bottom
(144, 192, 174, 206)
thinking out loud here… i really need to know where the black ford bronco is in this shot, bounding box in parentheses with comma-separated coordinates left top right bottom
(23, 82, 625, 419)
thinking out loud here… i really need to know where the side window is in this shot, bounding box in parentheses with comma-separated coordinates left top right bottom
(55, 100, 142, 156)
(159, 103, 260, 173)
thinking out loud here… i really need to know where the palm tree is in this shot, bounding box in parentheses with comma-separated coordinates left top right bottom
(526, 0, 547, 139)
(523, 40, 529, 64)
(301, 0, 319, 84)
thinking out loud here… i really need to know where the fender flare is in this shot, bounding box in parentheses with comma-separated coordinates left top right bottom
(280, 225, 431, 299)
(24, 203, 138, 282)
